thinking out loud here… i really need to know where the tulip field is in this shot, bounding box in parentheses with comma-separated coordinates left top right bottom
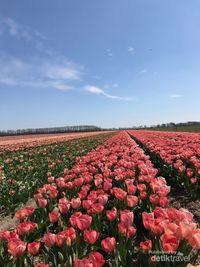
(0, 132, 113, 214)
(129, 130, 200, 199)
(0, 131, 200, 267)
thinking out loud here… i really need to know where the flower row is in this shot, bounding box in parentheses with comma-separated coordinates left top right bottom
(129, 130, 200, 197)
(0, 131, 199, 266)
(0, 131, 110, 154)
(0, 133, 113, 214)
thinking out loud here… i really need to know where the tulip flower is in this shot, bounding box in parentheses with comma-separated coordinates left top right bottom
(160, 233, 179, 253)
(48, 210, 60, 223)
(17, 221, 37, 236)
(76, 214, 92, 231)
(27, 241, 40, 255)
(83, 229, 100, 244)
(101, 237, 116, 253)
(188, 229, 200, 249)
(140, 240, 152, 252)
(8, 238, 26, 257)
(89, 252, 105, 267)
(127, 195, 138, 207)
(43, 233, 56, 247)
(106, 208, 117, 222)
(37, 198, 48, 208)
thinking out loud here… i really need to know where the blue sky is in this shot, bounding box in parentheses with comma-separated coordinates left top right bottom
(0, 0, 200, 130)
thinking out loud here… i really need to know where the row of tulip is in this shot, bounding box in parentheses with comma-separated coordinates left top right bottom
(128, 130, 200, 198)
(0, 133, 113, 214)
(0, 131, 199, 266)
(0, 131, 110, 155)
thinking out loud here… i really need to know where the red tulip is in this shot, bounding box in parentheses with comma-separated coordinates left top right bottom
(62, 227, 76, 242)
(106, 208, 117, 222)
(37, 198, 47, 208)
(188, 229, 200, 249)
(103, 181, 112, 191)
(58, 197, 70, 214)
(176, 222, 196, 240)
(186, 168, 193, 178)
(127, 184, 137, 195)
(163, 222, 178, 235)
(74, 258, 93, 267)
(70, 212, 82, 227)
(89, 203, 104, 214)
(55, 232, 65, 247)
(83, 229, 100, 244)
(191, 178, 197, 184)
(137, 183, 146, 192)
(15, 208, 30, 220)
(89, 252, 105, 267)
(127, 195, 138, 207)
(8, 238, 26, 257)
(142, 212, 154, 230)
(101, 237, 116, 253)
(25, 206, 35, 216)
(140, 240, 152, 251)
(43, 233, 56, 247)
(17, 221, 37, 236)
(120, 210, 134, 228)
(48, 176, 55, 183)
(76, 214, 92, 231)
(48, 210, 60, 223)
(0, 230, 12, 241)
(140, 191, 147, 200)
(71, 198, 81, 209)
(49, 188, 58, 199)
(159, 197, 169, 207)
(27, 241, 40, 255)
(160, 233, 179, 253)
(97, 194, 108, 205)
(150, 220, 164, 236)
(112, 187, 127, 201)
(118, 223, 136, 237)
(82, 199, 93, 210)
(149, 194, 159, 205)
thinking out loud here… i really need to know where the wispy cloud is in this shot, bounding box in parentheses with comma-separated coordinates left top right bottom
(104, 83, 119, 89)
(84, 85, 134, 101)
(0, 55, 83, 91)
(128, 47, 135, 55)
(106, 48, 113, 57)
(139, 69, 147, 75)
(0, 17, 84, 91)
(170, 94, 183, 98)
(45, 65, 81, 81)
(0, 17, 45, 42)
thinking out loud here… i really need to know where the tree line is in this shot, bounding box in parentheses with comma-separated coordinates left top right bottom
(0, 125, 102, 136)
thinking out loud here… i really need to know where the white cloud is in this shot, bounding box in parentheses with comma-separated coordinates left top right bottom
(106, 48, 113, 57)
(85, 86, 103, 94)
(170, 94, 183, 98)
(0, 17, 83, 91)
(139, 69, 147, 75)
(0, 17, 46, 43)
(84, 85, 134, 101)
(45, 65, 81, 81)
(0, 55, 82, 91)
(104, 83, 119, 89)
(128, 47, 135, 55)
